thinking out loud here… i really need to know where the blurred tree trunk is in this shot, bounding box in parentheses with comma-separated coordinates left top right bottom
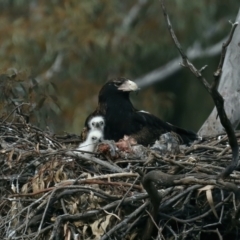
(198, 8, 240, 136)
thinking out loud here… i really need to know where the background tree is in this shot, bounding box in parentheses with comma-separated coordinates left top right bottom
(0, 0, 238, 133)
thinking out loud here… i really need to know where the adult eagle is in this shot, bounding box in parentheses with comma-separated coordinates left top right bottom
(84, 77, 198, 146)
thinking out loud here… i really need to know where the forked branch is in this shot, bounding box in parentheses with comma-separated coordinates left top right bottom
(160, 0, 239, 179)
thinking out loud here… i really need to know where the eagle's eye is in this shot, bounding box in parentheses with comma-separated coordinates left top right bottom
(114, 81, 122, 87)
(92, 136, 97, 141)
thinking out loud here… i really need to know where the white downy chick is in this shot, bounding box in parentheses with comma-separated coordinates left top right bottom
(88, 116, 105, 132)
(76, 129, 103, 157)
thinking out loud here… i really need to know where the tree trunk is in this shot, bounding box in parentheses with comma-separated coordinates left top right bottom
(198, 8, 240, 136)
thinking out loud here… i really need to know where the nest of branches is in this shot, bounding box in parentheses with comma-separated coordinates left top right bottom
(0, 2, 239, 240)
(0, 120, 240, 240)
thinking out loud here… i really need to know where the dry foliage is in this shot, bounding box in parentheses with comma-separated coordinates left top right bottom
(0, 117, 240, 239)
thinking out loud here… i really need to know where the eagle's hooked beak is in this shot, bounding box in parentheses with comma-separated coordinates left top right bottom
(118, 80, 139, 92)
(135, 87, 140, 95)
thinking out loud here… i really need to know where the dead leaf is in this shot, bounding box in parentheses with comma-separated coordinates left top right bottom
(21, 183, 29, 193)
(206, 189, 218, 219)
(90, 215, 113, 239)
(198, 185, 218, 219)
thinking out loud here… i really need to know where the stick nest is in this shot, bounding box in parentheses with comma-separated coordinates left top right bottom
(1, 121, 240, 240)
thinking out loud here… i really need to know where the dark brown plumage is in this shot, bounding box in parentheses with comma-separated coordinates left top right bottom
(84, 77, 198, 146)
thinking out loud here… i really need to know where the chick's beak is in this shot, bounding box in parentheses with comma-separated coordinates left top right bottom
(118, 80, 139, 92)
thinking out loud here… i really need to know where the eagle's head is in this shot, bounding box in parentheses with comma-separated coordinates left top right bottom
(88, 116, 105, 131)
(86, 129, 103, 145)
(99, 78, 139, 101)
(77, 129, 103, 156)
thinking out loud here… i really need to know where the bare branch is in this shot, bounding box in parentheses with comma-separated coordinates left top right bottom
(135, 39, 225, 88)
(35, 52, 64, 84)
(122, 0, 148, 30)
(112, 0, 148, 47)
(159, 0, 239, 179)
(213, 22, 238, 81)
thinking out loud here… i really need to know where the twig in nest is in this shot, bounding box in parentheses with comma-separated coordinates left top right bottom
(101, 201, 149, 240)
(115, 175, 140, 211)
(160, 192, 232, 224)
(201, 229, 223, 240)
(160, 0, 239, 179)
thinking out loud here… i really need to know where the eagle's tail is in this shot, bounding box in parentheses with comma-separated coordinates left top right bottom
(168, 124, 199, 144)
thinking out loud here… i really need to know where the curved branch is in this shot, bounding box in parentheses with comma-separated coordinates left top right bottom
(159, 0, 239, 179)
(35, 52, 64, 84)
(135, 38, 225, 88)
